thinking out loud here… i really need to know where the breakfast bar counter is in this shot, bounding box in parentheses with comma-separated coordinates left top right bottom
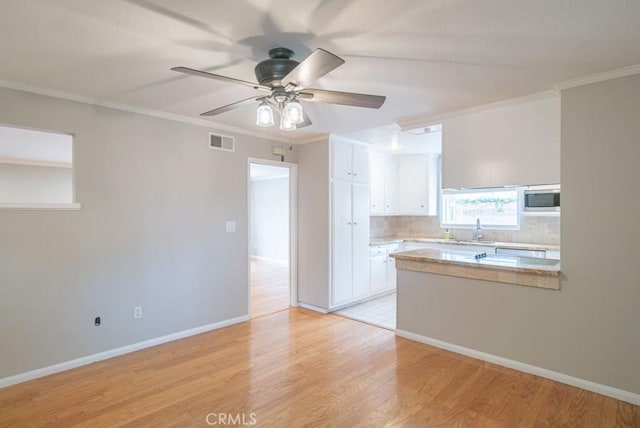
(392, 248, 561, 290)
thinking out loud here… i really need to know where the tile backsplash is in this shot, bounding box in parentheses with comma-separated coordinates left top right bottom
(370, 215, 560, 246)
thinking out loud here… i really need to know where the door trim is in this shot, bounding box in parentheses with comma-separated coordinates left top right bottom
(247, 157, 298, 315)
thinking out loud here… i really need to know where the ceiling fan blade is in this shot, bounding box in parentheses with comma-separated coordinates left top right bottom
(300, 88, 386, 109)
(171, 67, 271, 92)
(201, 96, 264, 116)
(281, 48, 345, 89)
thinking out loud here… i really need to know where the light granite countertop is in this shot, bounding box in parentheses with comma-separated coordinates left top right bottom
(392, 248, 561, 290)
(370, 236, 560, 252)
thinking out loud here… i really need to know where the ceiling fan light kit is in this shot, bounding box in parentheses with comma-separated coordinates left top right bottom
(256, 101, 274, 127)
(280, 114, 296, 131)
(172, 47, 386, 131)
(283, 100, 304, 124)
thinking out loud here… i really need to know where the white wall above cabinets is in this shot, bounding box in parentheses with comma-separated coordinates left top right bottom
(370, 152, 439, 216)
(442, 93, 560, 189)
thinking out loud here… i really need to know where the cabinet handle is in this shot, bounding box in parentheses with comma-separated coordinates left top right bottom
(347, 222, 352, 225)
(372, 204, 376, 207)
(420, 205, 425, 208)
(347, 172, 352, 175)
(353, 222, 358, 225)
(353, 173, 358, 176)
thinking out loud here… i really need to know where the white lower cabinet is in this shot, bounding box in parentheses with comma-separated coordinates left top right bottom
(369, 254, 388, 294)
(369, 244, 398, 295)
(387, 253, 397, 289)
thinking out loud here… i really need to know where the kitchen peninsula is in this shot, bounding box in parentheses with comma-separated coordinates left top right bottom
(392, 247, 560, 290)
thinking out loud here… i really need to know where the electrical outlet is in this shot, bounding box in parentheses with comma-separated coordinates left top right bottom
(133, 306, 143, 319)
(529, 219, 540, 228)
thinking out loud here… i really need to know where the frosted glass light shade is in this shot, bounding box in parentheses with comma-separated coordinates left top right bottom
(256, 102, 274, 126)
(279, 114, 296, 131)
(283, 100, 304, 124)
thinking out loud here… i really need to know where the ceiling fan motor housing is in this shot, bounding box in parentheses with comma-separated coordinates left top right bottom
(254, 47, 299, 87)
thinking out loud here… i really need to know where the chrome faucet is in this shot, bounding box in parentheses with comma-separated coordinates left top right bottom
(474, 218, 483, 241)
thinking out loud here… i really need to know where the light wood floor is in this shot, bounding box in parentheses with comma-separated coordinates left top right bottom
(0, 309, 638, 427)
(250, 258, 290, 318)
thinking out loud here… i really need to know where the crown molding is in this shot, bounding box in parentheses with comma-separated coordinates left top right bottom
(397, 90, 559, 131)
(295, 133, 330, 145)
(0, 79, 289, 144)
(0, 157, 72, 168)
(554, 63, 640, 91)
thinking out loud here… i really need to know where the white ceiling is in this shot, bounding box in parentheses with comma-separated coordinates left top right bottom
(1, 0, 639, 143)
(347, 125, 442, 155)
(0, 125, 72, 164)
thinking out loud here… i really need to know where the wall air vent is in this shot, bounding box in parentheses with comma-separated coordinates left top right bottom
(209, 133, 235, 152)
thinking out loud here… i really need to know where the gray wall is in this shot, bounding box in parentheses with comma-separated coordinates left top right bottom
(250, 176, 289, 262)
(397, 73, 640, 394)
(0, 86, 293, 378)
(0, 163, 73, 203)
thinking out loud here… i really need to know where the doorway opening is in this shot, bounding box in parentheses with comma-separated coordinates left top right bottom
(248, 160, 296, 318)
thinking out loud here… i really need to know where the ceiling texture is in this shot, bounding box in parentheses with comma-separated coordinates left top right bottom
(1, 0, 639, 142)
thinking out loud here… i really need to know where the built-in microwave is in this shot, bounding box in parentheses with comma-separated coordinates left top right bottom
(523, 187, 560, 212)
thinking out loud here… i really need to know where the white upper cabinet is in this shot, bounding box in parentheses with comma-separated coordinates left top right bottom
(370, 152, 438, 216)
(396, 154, 439, 216)
(351, 145, 369, 183)
(383, 157, 397, 214)
(331, 137, 369, 183)
(369, 152, 386, 214)
(442, 95, 560, 189)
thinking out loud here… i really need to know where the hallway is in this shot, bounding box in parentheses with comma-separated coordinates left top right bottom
(250, 258, 290, 318)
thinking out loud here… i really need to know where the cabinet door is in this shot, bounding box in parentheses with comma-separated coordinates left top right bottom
(351, 145, 369, 183)
(386, 254, 397, 290)
(331, 180, 353, 305)
(351, 183, 370, 300)
(331, 139, 353, 181)
(369, 255, 387, 294)
(369, 152, 385, 214)
(384, 157, 397, 214)
(397, 155, 428, 214)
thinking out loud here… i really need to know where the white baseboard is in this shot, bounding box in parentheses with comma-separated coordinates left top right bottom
(297, 302, 329, 314)
(395, 329, 640, 405)
(0, 315, 250, 389)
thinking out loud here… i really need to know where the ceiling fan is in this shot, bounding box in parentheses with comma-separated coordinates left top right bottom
(171, 47, 386, 131)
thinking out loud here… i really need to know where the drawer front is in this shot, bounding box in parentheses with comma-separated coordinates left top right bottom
(370, 246, 386, 257)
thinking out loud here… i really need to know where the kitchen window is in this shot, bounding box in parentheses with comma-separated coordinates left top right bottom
(441, 188, 520, 229)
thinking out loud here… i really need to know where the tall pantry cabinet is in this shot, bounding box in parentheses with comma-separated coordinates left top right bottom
(297, 135, 370, 311)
